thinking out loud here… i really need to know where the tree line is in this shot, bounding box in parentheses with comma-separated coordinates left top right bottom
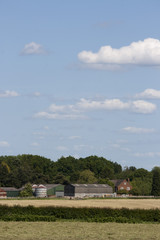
(0, 154, 160, 196)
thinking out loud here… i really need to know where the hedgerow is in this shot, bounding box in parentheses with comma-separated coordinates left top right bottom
(0, 205, 160, 223)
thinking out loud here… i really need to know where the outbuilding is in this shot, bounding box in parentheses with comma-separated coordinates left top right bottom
(64, 184, 113, 198)
(2, 187, 21, 197)
(32, 184, 64, 197)
(45, 184, 64, 197)
(0, 188, 7, 198)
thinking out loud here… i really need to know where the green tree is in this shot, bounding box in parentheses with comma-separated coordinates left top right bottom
(0, 161, 11, 186)
(53, 173, 70, 184)
(20, 183, 33, 197)
(151, 167, 160, 196)
(78, 170, 97, 184)
(131, 177, 152, 196)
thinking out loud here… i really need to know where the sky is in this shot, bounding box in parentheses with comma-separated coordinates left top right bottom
(1, 0, 160, 170)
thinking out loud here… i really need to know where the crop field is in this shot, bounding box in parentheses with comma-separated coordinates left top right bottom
(0, 222, 160, 240)
(0, 198, 160, 209)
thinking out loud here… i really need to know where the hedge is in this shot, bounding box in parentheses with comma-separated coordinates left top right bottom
(0, 205, 160, 223)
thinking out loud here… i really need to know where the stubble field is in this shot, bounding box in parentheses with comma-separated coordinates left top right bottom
(1, 199, 160, 239)
(0, 222, 160, 240)
(0, 198, 160, 209)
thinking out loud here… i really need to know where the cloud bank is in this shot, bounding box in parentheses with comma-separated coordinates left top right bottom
(78, 38, 160, 68)
(34, 98, 156, 120)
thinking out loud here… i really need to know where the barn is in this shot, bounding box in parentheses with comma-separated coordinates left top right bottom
(2, 187, 22, 197)
(32, 184, 64, 197)
(45, 184, 64, 197)
(0, 188, 7, 198)
(64, 184, 113, 198)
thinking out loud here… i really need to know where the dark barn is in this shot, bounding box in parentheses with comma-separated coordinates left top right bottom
(64, 184, 113, 198)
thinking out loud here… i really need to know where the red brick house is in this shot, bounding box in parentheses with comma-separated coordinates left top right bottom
(111, 179, 132, 193)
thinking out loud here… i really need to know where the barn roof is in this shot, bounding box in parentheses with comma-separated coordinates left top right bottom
(68, 184, 113, 194)
(32, 184, 62, 190)
(2, 187, 22, 191)
(72, 184, 112, 189)
(0, 188, 6, 193)
(44, 184, 61, 190)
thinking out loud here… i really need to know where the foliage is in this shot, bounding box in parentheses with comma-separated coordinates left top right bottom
(117, 167, 153, 196)
(77, 170, 97, 184)
(97, 178, 114, 189)
(20, 183, 33, 197)
(1, 205, 160, 223)
(53, 174, 70, 184)
(117, 189, 128, 195)
(0, 154, 121, 187)
(0, 154, 157, 197)
(151, 167, 160, 196)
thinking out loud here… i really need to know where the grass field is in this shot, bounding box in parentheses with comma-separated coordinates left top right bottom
(0, 222, 160, 240)
(0, 198, 160, 209)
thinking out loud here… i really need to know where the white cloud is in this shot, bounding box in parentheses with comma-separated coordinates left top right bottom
(0, 141, 9, 147)
(0, 90, 19, 98)
(77, 99, 156, 114)
(110, 143, 130, 152)
(57, 146, 68, 151)
(78, 38, 160, 68)
(134, 152, 160, 158)
(136, 89, 160, 99)
(44, 126, 49, 130)
(33, 92, 41, 97)
(131, 100, 156, 114)
(21, 42, 48, 55)
(34, 98, 156, 120)
(77, 98, 129, 110)
(123, 126, 155, 134)
(31, 142, 39, 147)
(68, 136, 81, 140)
(49, 104, 66, 112)
(34, 111, 86, 120)
(74, 144, 93, 151)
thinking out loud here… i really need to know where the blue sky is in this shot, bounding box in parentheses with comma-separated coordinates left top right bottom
(1, 0, 160, 170)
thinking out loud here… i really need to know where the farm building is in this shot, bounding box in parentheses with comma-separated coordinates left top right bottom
(111, 179, 132, 193)
(2, 187, 22, 197)
(45, 184, 64, 197)
(0, 188, 7, 198)
(64, 184, 113, 198)
(32, 184, 64, 197)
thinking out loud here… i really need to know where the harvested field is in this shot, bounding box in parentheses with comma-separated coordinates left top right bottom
(0, 222, 160, 240)
(0, 198, 160, 209)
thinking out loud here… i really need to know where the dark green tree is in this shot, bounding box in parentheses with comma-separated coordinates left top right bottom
(151, 167, 160, 196)
(53, 173, 70, 184)
(20, 183, 33, 197)
(78, 170, 97, 184)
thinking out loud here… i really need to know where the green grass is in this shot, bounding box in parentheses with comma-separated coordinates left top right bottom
(0, 222, 160, 240)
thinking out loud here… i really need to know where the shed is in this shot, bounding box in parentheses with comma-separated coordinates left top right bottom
(0, 188, 7, 198)
(32, 184, 64, 197)
(3, 187, 22, 197)
(64, 184, 113, 198)
(45, 184, 64, 197)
